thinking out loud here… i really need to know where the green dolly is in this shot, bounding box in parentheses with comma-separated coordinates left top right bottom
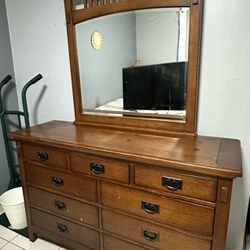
(0, 74, 42, 188)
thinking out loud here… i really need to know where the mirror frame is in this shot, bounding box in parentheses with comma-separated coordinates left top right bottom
(64, 0, 203, 135)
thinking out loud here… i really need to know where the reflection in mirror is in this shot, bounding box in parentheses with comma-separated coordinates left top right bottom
(72, 0, 85, 10)
(76, 8, 190, 120)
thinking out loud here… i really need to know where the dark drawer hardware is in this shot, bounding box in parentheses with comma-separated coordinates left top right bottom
(55, 201, 65, 210)
(51, 177, 64, 186)
(142, 229, 159, 242)
(57, 223, 67, 233)
(141, 201, 160, 214)
(37, 151, 48, 161)
(162, 176, 182, 191)
(90, 163, 105, 174)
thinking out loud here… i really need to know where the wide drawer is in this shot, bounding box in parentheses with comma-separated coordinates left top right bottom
(102, 210, 211, 250)
(103, 234, 154, 250)
(23, 144, 67, 169)
(70, 153, 130, 183)
(28, 186, 99, 227)
(31, 208, 100, 250)
(33, 225, 92, 250)
(134, 165, 217, 202)
(25, 163, 97, 202)
(101, 183, 214, 236)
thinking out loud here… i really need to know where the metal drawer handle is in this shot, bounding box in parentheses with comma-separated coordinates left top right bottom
(51, 176, 64, 186)
(90, 163, 105, 174)
(55, 201, 65, 210)
(143, 229, 159, 242)
(37, 151, 48, 161)
(141, 201, 159, 214)
(57, 223, 67, 233)
(162, 176, 182, 191)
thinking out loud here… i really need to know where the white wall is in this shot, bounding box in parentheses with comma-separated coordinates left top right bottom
(0, 0, 18, 194)
(136, 9, 179, 64)
(76, 13, 136, 109)
(197, 1, 250, 249)
(5, 0, 250, 249)
(136, 8, 189, 64)
(5, 0, 74, 126)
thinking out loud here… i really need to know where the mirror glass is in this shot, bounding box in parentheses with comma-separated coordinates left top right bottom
(76, 7, 190, 120)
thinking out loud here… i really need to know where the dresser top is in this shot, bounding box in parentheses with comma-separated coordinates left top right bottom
(10, 120, 242, 178)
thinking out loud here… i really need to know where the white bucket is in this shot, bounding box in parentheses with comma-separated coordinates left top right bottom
(0, 187, 27, 230)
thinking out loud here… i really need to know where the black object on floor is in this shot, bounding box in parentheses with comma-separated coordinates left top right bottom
(0, 212, 28, 238)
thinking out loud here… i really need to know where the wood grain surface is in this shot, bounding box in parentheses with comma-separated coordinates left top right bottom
(10, 121, 242, 178)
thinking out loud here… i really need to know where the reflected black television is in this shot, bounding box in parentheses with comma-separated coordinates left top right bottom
(122, 62, 187, 110)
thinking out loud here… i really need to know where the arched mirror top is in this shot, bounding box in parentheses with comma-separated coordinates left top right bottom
(64, 0, 203, 135)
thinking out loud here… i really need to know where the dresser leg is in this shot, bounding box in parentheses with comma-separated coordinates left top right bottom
(29, 232, 37, 242)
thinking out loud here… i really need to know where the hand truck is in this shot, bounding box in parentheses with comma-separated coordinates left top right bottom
(0, 74, 42, 188)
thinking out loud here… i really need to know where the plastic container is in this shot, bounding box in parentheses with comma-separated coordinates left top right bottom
(0, 187, 27, 230)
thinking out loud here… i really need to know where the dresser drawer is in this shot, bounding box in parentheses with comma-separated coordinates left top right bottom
(23, 144, 67, 169)
(104, 234, 154, 250)
(25, 163, 97, 202)
(33, 226, 92, 250)
(28, 186, 99, 227)
(31, 208, 100, 250)
(70, 153, 129, 183)
(103, 210, 211, 250)
(101, 183, 214, 236)
(134, 165, 217, 202)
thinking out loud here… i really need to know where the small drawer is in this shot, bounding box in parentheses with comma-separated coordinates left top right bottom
(134, 165, 217, 202)
(102, 210, 211, 250)
(26, 163, 97, 202)
(23, 144, 67, 169)
(104, 234, 154, 250)
(31, 208, 100, 250)
(101, 183, 214, 237)
(28, 187, 99, 227)
(70, 153, 129, 183)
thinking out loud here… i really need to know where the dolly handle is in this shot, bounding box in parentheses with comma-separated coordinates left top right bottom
(22, 74, 42, 93)
(22, 74, 43, 128)
(0, 75, 12, 87)
(0, 75, 12, 114)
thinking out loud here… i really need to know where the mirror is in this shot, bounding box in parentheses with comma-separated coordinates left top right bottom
(75, 8, 190, 121)
(64, 0, 202, 134)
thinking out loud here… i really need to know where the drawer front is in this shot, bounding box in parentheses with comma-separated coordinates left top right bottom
(23, 144, 67, 169)
(103, 210, 211, 250)
(101, 183, 214, 236)
(104, 234, 154, 250)
(28, 186, 99, 227)
(70, 153, 130, 183)
(26, 163, 97, 202)
(33, 225, 92, 250)
(31, 208, 100, 250)
(134, 165, 217, 201)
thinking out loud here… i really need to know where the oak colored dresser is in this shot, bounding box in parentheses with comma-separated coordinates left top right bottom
(10, 0, 242, 250)
(10, 121, 242, 250)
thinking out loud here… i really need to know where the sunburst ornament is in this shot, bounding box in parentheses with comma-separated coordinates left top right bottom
(91, 31, 103, 50)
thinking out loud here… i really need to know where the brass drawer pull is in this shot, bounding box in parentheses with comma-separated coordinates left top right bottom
(51, 177, 64, 186)
(90, 163, 105, 174)
(141, 201, 159, 214)
(57, 223, 67, 233)
(55, 201, 65, 210)
(162, 176, 182, 191)
(37, 151, 48, 161)
(143, 229, 159, 242)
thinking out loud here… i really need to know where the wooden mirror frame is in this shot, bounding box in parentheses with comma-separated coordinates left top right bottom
(64, 0, 203, 135)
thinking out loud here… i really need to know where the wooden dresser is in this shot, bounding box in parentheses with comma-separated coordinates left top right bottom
(10, 120, 242, 250)
(10, 0, 242, 249)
